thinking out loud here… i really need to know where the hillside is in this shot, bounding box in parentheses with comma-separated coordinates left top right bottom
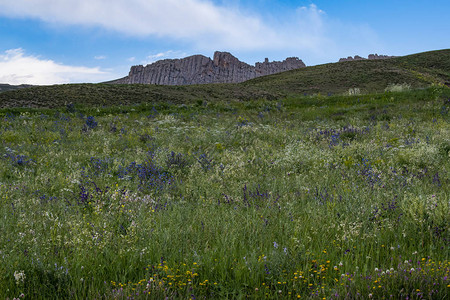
(0, 84, 33, 93)
(243, 49, 450, 95)
(0, 49, 449, 108)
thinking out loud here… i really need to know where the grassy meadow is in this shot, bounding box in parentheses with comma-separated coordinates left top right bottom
(0, 86, 449, 299)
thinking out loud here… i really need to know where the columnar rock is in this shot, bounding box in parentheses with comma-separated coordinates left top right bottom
(339, 55, 366, 62)
(339, 54, 396, 62)
(111, 51, 306, 85)
(367, 54, 396, 60)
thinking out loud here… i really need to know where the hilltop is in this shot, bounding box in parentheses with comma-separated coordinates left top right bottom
(0, 49, 449, 108)
(0, 84, 33, 92)
(242, 49, 450, 95)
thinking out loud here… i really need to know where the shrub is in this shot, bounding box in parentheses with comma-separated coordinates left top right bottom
(385, 83, 411, 92)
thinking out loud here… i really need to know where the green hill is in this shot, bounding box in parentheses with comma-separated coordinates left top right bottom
(0, 84, 33, 93)
(1, 49, 449, 108)
(243, 49, 450, 95)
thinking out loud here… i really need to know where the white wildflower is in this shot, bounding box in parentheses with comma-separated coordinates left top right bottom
(14, 270, 25, 285)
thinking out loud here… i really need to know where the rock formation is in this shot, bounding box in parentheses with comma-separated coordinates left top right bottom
(110, 51, 306, 85)
(339, 54, 396, 62)
(367, 54, 396, 60)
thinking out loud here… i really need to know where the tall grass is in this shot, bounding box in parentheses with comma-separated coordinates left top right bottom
(0, 87, 449, 299)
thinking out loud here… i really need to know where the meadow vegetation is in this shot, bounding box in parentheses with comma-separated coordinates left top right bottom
(0, 86, 449, 299)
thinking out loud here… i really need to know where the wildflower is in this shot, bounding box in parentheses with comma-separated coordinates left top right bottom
(13, 271, 25, 285)
(84, 116, 98, 130)
(273, 241, 278, 248)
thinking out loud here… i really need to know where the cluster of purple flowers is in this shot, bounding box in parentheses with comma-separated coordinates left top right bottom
(3, 153, 33, 167)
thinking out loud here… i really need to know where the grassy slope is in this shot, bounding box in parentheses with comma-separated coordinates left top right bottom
(244, 49, 450, 95)
(0, 49, 449, 109)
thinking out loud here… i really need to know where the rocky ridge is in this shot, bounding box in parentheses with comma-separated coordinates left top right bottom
(111, 51, 306, 85)
(339, 54, 396, 62)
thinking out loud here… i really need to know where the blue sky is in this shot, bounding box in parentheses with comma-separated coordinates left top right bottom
(0, 0, 448, 85)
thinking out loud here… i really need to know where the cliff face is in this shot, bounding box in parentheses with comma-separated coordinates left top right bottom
(112, 51, 306, 85)
(339, 54, 396, 62)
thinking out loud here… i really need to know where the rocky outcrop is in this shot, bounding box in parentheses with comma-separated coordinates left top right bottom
(368, 54, 396, 60)
(339, 55, 366, 62)
(111, 51, 306, 85)
(339, 54, 396, 62)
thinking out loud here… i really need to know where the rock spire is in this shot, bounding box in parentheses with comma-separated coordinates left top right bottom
(339, 54, 396, 62)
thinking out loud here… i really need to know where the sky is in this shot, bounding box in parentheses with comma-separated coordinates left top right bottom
(0, 0, 448, 85)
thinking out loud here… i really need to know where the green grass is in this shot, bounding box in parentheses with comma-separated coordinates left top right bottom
(1, 49, 449, 109)
(244, 49, 450, 95)
(0, 87, 449, 299)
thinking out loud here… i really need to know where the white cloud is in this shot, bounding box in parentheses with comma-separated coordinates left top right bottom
(0, 0, 339, 52)
(0, 48, 110, 85)
(94, 55, 106, 60)
(142, 50, 188, 65)
(0, 1, 383, 68)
